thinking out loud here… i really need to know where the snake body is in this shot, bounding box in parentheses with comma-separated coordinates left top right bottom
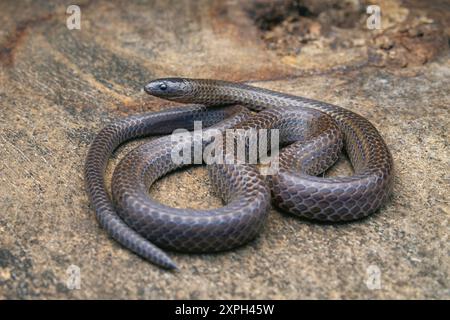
(85, 78, 393, 269)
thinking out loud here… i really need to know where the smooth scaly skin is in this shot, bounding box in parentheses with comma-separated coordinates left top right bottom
(85, 105, 256, 269)
(85, 78, 394, 269)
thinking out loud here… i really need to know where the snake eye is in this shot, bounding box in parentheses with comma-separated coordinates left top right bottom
(159, 83, 167, 90)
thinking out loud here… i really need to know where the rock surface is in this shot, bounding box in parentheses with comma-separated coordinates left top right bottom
(0, 0, 449, 299)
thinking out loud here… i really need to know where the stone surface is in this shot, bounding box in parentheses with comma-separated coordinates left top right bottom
(0, 0, 449, 299)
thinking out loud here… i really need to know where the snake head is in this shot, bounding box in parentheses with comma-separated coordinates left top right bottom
(144, 78, 192, 101)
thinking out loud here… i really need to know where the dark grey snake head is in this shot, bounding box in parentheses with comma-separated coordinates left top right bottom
(144, 78, 193, 102)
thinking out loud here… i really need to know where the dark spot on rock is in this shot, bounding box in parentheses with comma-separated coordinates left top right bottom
(246, 0, 318, 32)
(56, 282, 70, 294)
(0, 248, 15, 268)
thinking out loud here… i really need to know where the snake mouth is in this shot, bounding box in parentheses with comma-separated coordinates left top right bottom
(144, 80, 167, 95)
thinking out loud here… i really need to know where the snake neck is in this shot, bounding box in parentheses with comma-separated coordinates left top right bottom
(179, 79, 301, 111)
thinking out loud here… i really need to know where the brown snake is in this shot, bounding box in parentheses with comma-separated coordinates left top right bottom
(85, 78, 394, 269)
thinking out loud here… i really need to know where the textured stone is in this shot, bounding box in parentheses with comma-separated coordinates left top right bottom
(0, 0, 449, 299)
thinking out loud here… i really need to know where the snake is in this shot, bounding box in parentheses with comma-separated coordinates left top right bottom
(85, 78, 394, 270)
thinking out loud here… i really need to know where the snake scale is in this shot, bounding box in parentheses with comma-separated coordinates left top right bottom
(85, 78, 394, 269)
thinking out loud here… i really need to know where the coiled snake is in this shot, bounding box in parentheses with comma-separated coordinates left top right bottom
(85, 78, 393, 269)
